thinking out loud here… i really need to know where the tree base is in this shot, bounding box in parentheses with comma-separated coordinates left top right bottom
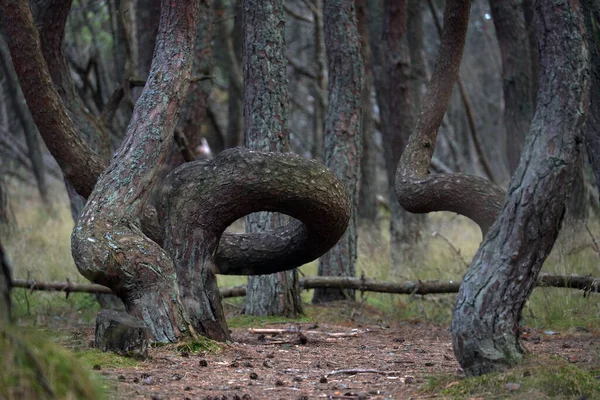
(95, 310, 150, 360)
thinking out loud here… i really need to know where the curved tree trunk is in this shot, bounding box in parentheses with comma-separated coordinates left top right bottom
(396, 0, 505, 237)
(71, 0, 201, 343)
(368, 0, 424, 270)
(313, 0, 363, 303)
(242, 0, 302, 317)
(489, 0, 536, 175)
(452, 0, 589, 376)
(1, 0, 105, 199)
(158, 148, 350, 339)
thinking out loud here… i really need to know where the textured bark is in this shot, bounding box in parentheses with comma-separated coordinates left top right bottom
(158, 148, 350, 339)
(0, 34, 49, 205)
(313, 0, 363, 303)
(452, 0, 589, 376)
(583, 0, 600, 200)
(0, 240, 11, 323)
(396, 0, 505, 237)
(356, 0, 378, 223)
(368, 0, 424, 268)
(32, 0, 111, 162)
(489, 0, 536, 175)
(242, 0, 301, 317)
(71, 0, 201, 343)
(1, 0, 105, 199)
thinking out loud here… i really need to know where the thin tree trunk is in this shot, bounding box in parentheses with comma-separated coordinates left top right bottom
(489, 0, 536, 175)
(215, 0, 244, 150)
(356, 0, 378, 224)
(311, 0, 326, 162)
(313, 0, 363, 303)
(368, 0, 424, 269)
(452, 0, 589, 376)
(0, 32, 49, 206)
(243, 0, 302, 317)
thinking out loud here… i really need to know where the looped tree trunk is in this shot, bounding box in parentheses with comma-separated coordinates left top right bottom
(158, 147, 351, 340)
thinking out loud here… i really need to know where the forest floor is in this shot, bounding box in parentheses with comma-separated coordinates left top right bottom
(49, 302, 599, 400)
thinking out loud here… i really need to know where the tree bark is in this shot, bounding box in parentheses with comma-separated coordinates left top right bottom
(32, 0, 111, 162)
(242, 0, 302, 317)
(355, 0, 378, 224)
(313, 0, 363, 303)
(71, 0, 201, 343)
(368, 0, 425, 269)
(489, 0, 536, 175)
(452, 0, 589, 376)
(158, 147, 350, 339)
(583, 0, 600, 201)
(1, 0, 105, 199)
(396, 0, 505, 237)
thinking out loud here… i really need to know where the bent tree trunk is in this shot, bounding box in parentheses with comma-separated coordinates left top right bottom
(452, 1, 589, 376)
(71, 0, 202, 343)
(313, 0, 363, 303)
(242, 0, 302, 317)
(158, 148, 350, 339)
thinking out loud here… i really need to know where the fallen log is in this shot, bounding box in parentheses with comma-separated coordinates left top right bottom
(12, 273, 599, 298)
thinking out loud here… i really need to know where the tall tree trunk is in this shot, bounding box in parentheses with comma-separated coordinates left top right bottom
(489, 0, 536, 175)
(368, 0, 423, 270)
(583, 0, 600, 202)
(356, 0, 378, 224)
(70, 0, 202, 342)
(311, 0, 326, 162)
(312, 0, 363, 303)
(407, 0, 426, 112)
(223, 0, 244, 149)
(452, 0, 589, 376)
(242, 0, 302, 317)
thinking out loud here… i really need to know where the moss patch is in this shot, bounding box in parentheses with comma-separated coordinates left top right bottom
(227, 314, 311, 328)
(424, 355, 600, 399)
(0, 326, 105, 400)
(75, 349, 141, 369)
(175, 336, 222, 354)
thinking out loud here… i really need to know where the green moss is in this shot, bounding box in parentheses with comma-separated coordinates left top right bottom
(75, 349, 141, 369)
(175, 336, 222, 354)
(0, 326, 105, 400)
(424, 356, 600, 399)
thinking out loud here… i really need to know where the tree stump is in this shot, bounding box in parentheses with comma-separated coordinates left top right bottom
(95, 310, 150, 360)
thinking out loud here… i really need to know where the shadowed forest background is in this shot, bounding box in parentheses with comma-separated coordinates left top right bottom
(0, 0, 599, 399)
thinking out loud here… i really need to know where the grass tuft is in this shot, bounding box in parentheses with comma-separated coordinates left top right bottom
(425, 355, 600, 399)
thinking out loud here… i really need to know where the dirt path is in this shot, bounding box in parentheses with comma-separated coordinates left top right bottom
(89, 321, 598, 400)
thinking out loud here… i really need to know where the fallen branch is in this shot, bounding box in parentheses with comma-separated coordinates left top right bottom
(325, 368, 402, 377)
(12, 273, 599, 298)
(249, 328, 359, 337)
